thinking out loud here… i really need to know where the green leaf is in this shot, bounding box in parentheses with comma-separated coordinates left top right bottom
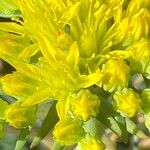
(52, 142, 64, 150)
(0, 0, 21, 18)
(15, 127, 30, 150)
(141, 89, 150, 131)
(83, 118, 103, 138)
(114, 115, 128, 142)
(97, 96, 128, 141)
(144, 112, 150, 132)
(125, 118, 147, 138)
(0, 98, 8, 120)
(142, 89, 150, 113)
(30, 101, 59, 148)
(107, 116, 122, 136)
(0, 120, 5, 139)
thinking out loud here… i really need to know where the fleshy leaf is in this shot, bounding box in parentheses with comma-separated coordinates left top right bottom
(30, 101, 59, 148)
(0, 120, 5, 139)
(0, 98, 8, 120)
(15, 127, 30, 150)
(83, 118, 102, 137)
(0, 0, 21, 18)
(125, 118, 147, 138)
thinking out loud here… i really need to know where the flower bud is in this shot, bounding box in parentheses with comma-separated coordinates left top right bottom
(75, 134, 104, 150)
(102, 58, 130, 92)
(113, 88, 141, 117)
(5, 101, 36, 128)
(70, 89, 100, 121)
(53, 117, 85, 146)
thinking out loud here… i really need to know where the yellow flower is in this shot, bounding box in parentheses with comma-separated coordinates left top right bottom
(128, 8, 150, 41)
(1, 72, 37, 99)
(113, 88, 141, 118)
(53, 117, 85, 146)
(5, 101, 36, 128)
(70, 89, 100, 121)
(126, 0, 150, 17)
(79, 28, 98, 58)
(56, 29, 73, 50)
(75, 134, 104, 150)
(0, 0, 149, 146)
(0, 33, 29, 63)
(102, 58, 130, 92)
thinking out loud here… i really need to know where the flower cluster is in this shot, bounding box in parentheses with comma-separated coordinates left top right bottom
(0, 0, 149, 149)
